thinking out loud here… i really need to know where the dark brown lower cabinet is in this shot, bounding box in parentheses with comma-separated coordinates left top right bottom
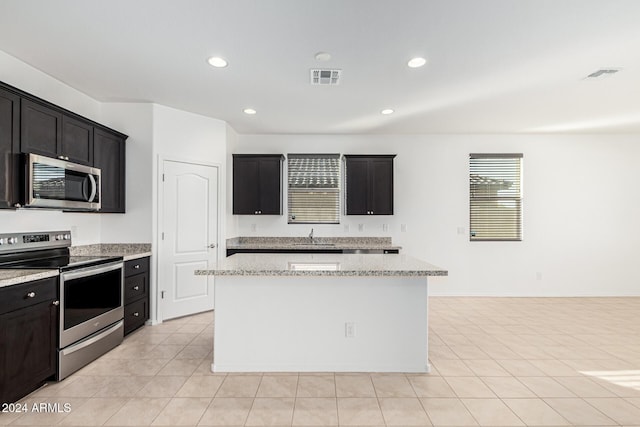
(0, 277, 58, 404)
(123, 257, 150, 335)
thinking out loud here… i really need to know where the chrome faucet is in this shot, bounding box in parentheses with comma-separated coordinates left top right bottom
(309, 228, 314, 242)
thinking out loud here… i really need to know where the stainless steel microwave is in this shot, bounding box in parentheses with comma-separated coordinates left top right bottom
(25, 153, 101, 211)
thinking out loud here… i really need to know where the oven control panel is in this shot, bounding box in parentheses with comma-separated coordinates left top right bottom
(23, 234, 50, 243)
(0, 231, 72, 252)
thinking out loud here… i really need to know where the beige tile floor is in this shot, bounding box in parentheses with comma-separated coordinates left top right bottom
(2, 297, 640, 426)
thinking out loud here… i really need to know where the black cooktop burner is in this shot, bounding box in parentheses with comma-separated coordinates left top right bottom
(0, 248, 122, 272)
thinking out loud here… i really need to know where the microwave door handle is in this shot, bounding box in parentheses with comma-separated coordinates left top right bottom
(88, 174, 97, 202)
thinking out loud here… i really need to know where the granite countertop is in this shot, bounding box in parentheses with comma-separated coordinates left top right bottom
(0, 269, 59, 288)
(227, 236, 402, 251)
(69, 243, 152, 261)
(196, 253, 447, 277)
(1, 243, 151, 288)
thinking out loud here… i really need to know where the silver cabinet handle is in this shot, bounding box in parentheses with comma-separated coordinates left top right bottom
(26, 292, 36, 298)
(133, 312, 139, 317)
(52, 300, 60, 306)
(14, 203, 21, 208)
(133, 264, 140, 269)
(133, 286, 139, 291)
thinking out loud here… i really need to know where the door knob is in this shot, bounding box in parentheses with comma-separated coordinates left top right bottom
(208, 244, 216, 248)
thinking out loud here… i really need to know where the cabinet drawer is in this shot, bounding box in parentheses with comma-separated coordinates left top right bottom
(0, 277, 57, 315)
(124, 273, 147, 304)
(124, 257, 149, 277)
(124, 298, 148, 335)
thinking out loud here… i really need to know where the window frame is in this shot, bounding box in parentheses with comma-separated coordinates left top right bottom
(287, 153, 341, 225)
(469, 153, 523, 242)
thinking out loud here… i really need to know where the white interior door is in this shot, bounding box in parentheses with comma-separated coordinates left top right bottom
(159, 159, 218, 321)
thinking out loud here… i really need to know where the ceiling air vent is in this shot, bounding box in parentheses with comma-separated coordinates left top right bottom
(310, 69, 341, 85)
(586, 68, 620, 79)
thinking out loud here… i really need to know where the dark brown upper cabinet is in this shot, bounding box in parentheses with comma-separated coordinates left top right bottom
(61, 115, 94, 166)
(21, 99, 95, 166)
(20, 99, 62, 159)
(233, 154, 284, 215)
(94, 128, 126, 213)
(344, 155, 396, 215)
(1, 81, 128, 212)
(0, 86, 20, 209)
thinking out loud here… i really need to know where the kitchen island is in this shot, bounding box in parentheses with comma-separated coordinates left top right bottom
(196, 253, 446, 373)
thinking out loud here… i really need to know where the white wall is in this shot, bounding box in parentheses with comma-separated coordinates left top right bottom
(151, 103, 228, 246)
(150, 104, 228, 322)
(100, 103, 154, 243)
(225, 124, 239, 238)
(233, 133, 640, 297)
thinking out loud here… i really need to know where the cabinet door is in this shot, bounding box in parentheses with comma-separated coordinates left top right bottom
(258, 157, 282, 215)
(0, 87, 20, 209)
(369, 158, 394, 215)
(61, 115, 93, 165)
(233, 157, 260, 214)
(0, 277, 57, 404)
(20, 99, 61, 158)
(94, 129, 126, 213)
(345, 157, 369, 215)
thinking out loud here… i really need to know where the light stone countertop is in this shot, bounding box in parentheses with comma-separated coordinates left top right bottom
(0, 269, 59, 288)
(196, 253, 447, 277)
(69, 243, 152, 261)
(226, 236, 402, 251)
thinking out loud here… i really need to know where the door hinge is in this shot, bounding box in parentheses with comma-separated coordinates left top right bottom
(162, 173, 165, 182)
(161, 291, 165, 299)
(161, 232, 164, 240)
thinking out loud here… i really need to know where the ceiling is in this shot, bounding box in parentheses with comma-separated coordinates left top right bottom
(1, 0, 639, 134)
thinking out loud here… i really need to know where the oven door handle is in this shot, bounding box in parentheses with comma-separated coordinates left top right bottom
(61, 260, 123, 281)
(59, 321, 123, 356)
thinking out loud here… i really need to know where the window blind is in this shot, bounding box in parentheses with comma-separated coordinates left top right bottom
(469, 153, 523, 241)
(288, 154, 340, 224)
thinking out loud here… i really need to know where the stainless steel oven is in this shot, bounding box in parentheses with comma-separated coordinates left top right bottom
(58, 260, 124, 379)
(0, 231, 124, 381)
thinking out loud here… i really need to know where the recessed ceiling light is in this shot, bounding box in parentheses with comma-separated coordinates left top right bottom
(243, 108, 257, 115)
(315, 52, 331, 61)
(407, 57, 427, 68)
(207, 56, 228, 68)
(381, 109, 394, 115)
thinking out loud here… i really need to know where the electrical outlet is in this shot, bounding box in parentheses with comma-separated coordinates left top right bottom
(382, 224, 388, 232)
(457, 227, 465, 235)
(250, 224, 257, 232)
(536, 272, 543, 280)
(345, 322, 356, 338)
(358, 224, 364, 232)
(344, 224, 350, 233)
(401, 224, 407, 232)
